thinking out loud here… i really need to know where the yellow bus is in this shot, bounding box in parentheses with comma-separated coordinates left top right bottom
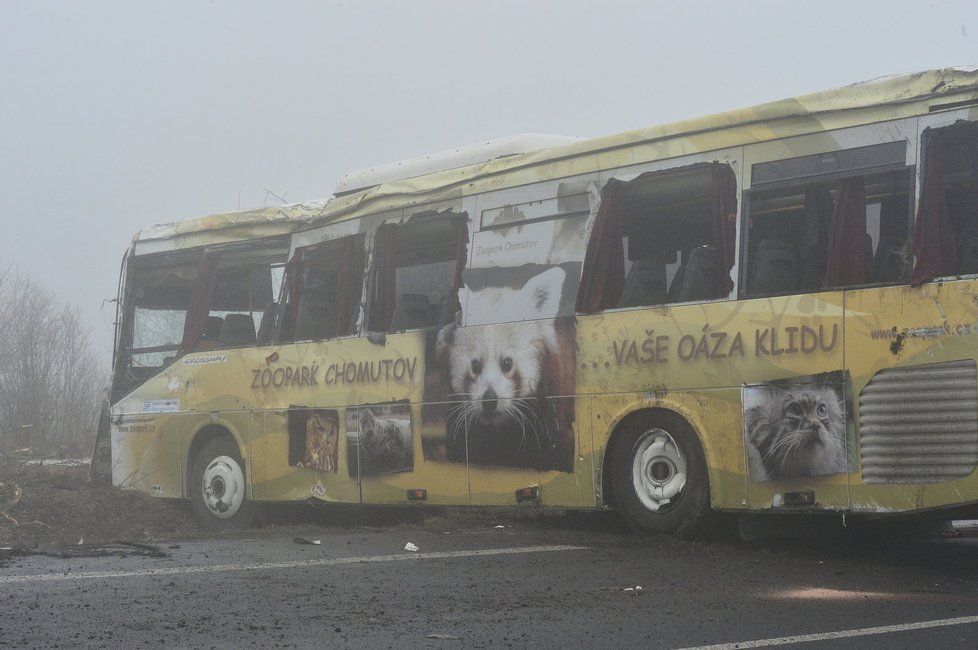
(105, 67, 978, 535)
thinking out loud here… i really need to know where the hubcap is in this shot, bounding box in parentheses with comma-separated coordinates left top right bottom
(201, 455, 245, 518)
(631, 429, 687, 512)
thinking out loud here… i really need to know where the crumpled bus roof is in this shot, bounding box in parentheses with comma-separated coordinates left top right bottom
(132, 200, 329, 255)
(318, 66, 978, 224)
(132, 66, 978, 253)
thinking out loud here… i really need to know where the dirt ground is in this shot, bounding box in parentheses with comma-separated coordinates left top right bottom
(6, 454, 966, 559)
(0, 455, 568, 555)
(0, 457, 207, 551)
(0, 457, 424, 553)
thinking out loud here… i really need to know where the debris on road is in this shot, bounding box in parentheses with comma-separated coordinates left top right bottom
(404, 542, 419, 552)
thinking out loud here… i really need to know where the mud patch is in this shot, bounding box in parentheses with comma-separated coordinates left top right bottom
(0, 458, 203, 553)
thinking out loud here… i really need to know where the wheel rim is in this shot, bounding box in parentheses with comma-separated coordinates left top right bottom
(631, 429, 687, 513)
(201, 455, 245, 519)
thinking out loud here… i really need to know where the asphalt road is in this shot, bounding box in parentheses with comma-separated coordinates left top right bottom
(3, 510, 978, 649)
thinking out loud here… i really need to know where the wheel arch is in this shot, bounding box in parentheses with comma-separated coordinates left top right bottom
(600, 405, 711, 510)
(185, 422, 246, 499)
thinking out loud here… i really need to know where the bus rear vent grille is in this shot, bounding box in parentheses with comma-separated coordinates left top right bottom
(859, 359, 978, 484)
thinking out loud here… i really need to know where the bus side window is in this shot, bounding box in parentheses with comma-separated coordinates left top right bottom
(281, 235, 366, 342)
(577, 162, 736, 313)
(368, 212, 468, 333)
(744, 142, 913, 296)
(191, 250, 288, 350)
(912, 120, 978, 282)
(117, 251, 201, 394)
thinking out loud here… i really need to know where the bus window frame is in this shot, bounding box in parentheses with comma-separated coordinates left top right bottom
(576, 160, 739, 313)
(112, 237, 292, 398)
(276, 232, 368, 343)
(740, 148, 915, 299)
(112, 247, 204, 397)
(366, 210, 469, 334)
(187, 245, 290, 351)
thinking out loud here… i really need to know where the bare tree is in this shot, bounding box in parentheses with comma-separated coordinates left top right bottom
(0, 269, 105, 455)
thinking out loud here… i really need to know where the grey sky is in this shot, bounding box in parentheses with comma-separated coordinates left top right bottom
(2, 0, 976, 362)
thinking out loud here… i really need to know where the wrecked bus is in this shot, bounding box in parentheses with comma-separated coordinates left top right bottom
(100, 67, 978, 535)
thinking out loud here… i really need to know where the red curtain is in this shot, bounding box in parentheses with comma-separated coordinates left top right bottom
(824, 178, 867, 288)
(180, 251, 219, 351)
(911, 131, 957, 286)
(712, 163, 737, 295)
(575, 180, 625, 312)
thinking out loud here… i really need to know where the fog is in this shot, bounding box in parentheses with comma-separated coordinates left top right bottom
(1, 0, 976, 362)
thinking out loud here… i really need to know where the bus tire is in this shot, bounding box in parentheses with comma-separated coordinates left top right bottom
(610, 418, 710, 538)
(190, 437, 254, 530)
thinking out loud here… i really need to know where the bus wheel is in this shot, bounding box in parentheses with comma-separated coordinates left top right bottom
(611, 421, 709, 537)
(190, 438, 253, 530)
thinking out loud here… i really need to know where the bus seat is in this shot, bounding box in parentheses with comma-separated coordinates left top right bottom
(749, 239, 798, 295)
(666, 263, 686, 303)
(618, 259, 667, 308)
(390, 293, 431, 331)
(295, 296, 333, 341)
(670, 245, 717, 303)
(201, 316, 223, 342)
(220, 314, 257, 347)
(255, 301, 277, 344)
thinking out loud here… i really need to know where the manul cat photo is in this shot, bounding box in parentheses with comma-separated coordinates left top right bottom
(743, 371, 854, 483)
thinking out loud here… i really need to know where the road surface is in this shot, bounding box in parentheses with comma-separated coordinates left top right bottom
(3, 510, 977, 649)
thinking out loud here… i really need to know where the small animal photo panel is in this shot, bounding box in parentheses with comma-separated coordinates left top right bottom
(346, 402, 414, 477)
(288, 407, 339, 474)
(743, 370, 853, 483)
